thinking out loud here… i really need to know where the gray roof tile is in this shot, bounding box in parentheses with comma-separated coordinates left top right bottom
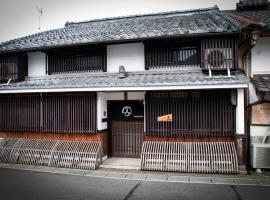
(251, 74, 270, 93)
(0, 7, 243, 53)
(0, 70, 248, 91)
(237, 0, 270, 10)
(228, 7, 270, 29)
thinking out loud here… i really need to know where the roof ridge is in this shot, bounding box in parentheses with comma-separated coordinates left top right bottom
(65, 6, 219, 27)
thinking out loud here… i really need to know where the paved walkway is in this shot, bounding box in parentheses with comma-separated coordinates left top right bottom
(100, 158, 141, 170)
(0, 163, 270, 186)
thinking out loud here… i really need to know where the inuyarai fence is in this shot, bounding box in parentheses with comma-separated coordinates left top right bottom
(0, 138, 102, 170)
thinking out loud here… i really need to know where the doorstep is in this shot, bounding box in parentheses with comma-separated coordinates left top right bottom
(99, 157, 141, 170)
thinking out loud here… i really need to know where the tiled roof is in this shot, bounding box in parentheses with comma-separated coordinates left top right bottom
(251, 74, 270, 93)
(0, 7, 243, 53)
(228, 7, 270, 29)
(237, 0, 270, 10)
(0, 70, 248, 91)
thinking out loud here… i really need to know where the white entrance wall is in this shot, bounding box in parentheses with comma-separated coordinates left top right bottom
(107, 43, 145, 72)
(97, 92, 108, 131)
(27, 51, 46, 77)
(251, 37, 270, 76)
(97, 92, 145, 131)
(236, 88, 245, 135)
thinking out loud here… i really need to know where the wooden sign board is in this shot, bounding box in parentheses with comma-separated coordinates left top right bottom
(252, 103, 270, 125)
(157, 114, 173, 122)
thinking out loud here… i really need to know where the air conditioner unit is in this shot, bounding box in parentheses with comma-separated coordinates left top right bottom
(250, 143, 270, 169)
(204, 48, 233, 69)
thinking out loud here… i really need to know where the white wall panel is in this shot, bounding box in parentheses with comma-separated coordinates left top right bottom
(107, 43, 145, 72)
(251, 37, 270, 75)
(28, 51, 46, 77)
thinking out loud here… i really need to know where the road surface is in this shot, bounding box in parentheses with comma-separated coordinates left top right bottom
(0, 168, 269, 200)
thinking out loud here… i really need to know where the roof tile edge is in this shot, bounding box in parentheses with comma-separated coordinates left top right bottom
(65, 6, 219, 27)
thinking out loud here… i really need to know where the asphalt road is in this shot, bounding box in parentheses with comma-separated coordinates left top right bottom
(0, 168, 269, 200)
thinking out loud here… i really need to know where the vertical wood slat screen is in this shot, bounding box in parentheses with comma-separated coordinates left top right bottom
(145, 40, 200, 69)
(0, 94, 97, 134)
(0, 54, 28, 82)
(42, 94, 97, 134)
(47, 47, 106, 74)
(0, 95, 40, 132)
(145, 91, 236, 137)
(112, 120, 144, 158)
(201, 38, 238, 70)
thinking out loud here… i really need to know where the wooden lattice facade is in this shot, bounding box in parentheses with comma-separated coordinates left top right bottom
(0, 93, 97, 134)
(144, 37, 239, 70)
(46, 46, 107, 74)
(0, 54, 28, 82)
(145, 90, 236, 137)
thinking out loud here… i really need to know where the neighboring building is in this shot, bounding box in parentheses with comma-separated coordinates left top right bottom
(0, 6, 258, 173)
(227, 0, 270, 170)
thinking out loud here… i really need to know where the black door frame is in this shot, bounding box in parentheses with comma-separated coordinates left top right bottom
(107, 100, 144, 157)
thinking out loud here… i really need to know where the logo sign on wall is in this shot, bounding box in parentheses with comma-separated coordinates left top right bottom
(108, 101, 144, 120)
(122, 106, 132, 117)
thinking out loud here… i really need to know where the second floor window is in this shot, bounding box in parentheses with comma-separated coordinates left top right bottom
(0, 54, 27, 82)
(144, 39, 200, 70)
(47, 46, 107, 74)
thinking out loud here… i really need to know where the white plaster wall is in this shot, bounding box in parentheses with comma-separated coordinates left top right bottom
(251, 37, 270, 75)
(107, 43, 145, 72)
(250, 126, 270, 137)
(27, 51, 46, 77)
(97, 92, 108, 130)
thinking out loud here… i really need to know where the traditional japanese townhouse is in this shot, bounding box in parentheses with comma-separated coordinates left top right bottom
(227, 0, 270, 170)
(0, 6, 251, 173)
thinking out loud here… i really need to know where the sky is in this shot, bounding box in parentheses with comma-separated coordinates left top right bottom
(0, 0, 239, 42)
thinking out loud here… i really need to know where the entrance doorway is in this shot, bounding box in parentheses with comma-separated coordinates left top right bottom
(108, 101, 144, 158)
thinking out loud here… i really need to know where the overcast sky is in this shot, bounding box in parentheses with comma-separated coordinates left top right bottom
(0, 0, 238, 42)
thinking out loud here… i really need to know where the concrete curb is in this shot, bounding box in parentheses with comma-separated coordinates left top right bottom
(0, 163, 270, 186)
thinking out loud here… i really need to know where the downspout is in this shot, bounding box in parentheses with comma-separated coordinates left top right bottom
(242, 33, 259, 77)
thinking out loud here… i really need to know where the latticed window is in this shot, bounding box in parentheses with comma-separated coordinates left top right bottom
(145, 91, 236, 137)
(47, 46, 106, 74)
(0, 54, 27, 82)
(0, 93, 97, 134)
(201, 38, 238, 70)
(144, 39, 200, 69)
